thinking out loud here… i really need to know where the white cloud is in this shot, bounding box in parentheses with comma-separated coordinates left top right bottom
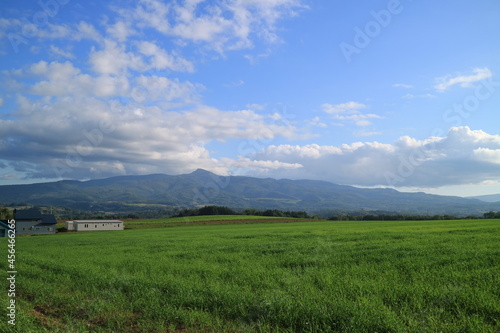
(27, 60, 133, 98)
(0, 0, 309, 182)
(473, 148, 500, 164)
(106, 21, 133, 42)
(308, 116, 328, 128)
(0, 92, 300, 180)
(227, 157, 303, 171)
(238, 127, 500, 188)
(133, 75, 201, 104)
(0, 18, 22, 39)
(87, 39, 195, 76)
(49, 45, 75, 59)
(393, 83, 414, 89)
(334, 113, 382, 127)
(89, 39, 145, 75)
(126, 0, 306, 53)
(137, 41, 194, 72)
(29, 61, 93, 96)
(322, 101, 367, 114)
(434, 67, 492, 92)
(402, 93, 436, 99)
(322, 102, 381, 127)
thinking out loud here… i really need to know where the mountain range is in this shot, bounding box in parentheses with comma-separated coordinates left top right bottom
(468, 193, 500, 203)
(1, 169, 499, 216)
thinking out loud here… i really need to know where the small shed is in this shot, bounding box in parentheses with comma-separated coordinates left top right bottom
(66, 220, 124, 231)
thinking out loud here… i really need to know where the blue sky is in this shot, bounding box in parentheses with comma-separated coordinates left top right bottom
(1, 0, 500, 197)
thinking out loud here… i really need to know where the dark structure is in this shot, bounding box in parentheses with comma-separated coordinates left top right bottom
(0, 208, 57, 237)
(0, 220, 10, 237)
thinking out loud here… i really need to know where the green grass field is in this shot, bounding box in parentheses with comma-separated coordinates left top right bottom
(1, 217, 499, 332)
(123, 215, 301, 229)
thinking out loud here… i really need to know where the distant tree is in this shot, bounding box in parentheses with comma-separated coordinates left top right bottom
(0, 207, 13, 220)
(243, 209, 257, 215)
(172, 206, 238, 217)
(483, 211, 499, 219)
(198, 206, 237, 216)
(288, 211, 310, 218)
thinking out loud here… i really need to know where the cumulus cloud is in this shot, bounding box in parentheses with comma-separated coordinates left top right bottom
(0, 91, 300, 180)
(17, 59, 200, 103)
(0, 0, 309, 183)
(137, 41, 194, 72)
(126, 0, 306, 53)
(435, 67, 492, 92)
(473, 148, 500, 164)
(106, 21, 134, 42)
(89, 39, 146, 75)
(238, 127, 500, 188)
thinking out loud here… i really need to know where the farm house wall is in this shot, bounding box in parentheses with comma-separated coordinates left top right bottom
(73, 221, 124, 231)
(16, 221, 56, 235)
(65, 221, 74, 231)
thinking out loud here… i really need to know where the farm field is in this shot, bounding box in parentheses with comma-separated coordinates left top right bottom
(1, 218, 500, 332)
(123, 215, 307, 229)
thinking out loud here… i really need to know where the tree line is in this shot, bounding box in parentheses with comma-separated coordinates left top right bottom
(2, 204, 500, 221)
(172, 206, 312, 219)
(329, 211, 500, 221)
(483, 211, 500, 219)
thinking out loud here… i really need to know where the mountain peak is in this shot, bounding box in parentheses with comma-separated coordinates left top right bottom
(190, 168, 214, 176)
(186, 169, 220, 180)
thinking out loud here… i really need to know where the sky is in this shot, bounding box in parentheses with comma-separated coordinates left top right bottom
(0, 0, 500, 197)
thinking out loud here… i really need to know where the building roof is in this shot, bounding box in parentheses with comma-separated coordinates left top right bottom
(42, 214, 57, 225)
(73, 220, 123, 223)
(13, 209, 56, 224)
(14, 208, 42, 220)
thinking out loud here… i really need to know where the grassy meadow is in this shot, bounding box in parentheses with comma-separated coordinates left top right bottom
(123, 215, 300, 229)
(1, 217, 499, 332)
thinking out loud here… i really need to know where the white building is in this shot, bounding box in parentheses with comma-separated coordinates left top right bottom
(65, 220, 124, 231)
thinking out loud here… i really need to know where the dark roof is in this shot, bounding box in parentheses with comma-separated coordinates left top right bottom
(42, 214, 57, 225)
(0, 220, 9, 229)
(13, 209, 56, 224)
(14, 208, 43, 220)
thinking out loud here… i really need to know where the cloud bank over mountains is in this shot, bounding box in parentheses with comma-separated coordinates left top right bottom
(0, 0, 305, 182)
(248, 127, 500, 188)
(0, 0, 499, 195)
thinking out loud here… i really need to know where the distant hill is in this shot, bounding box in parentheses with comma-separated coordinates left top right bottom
(0, 169, 498, 215)
(468, 193, 500, 203)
